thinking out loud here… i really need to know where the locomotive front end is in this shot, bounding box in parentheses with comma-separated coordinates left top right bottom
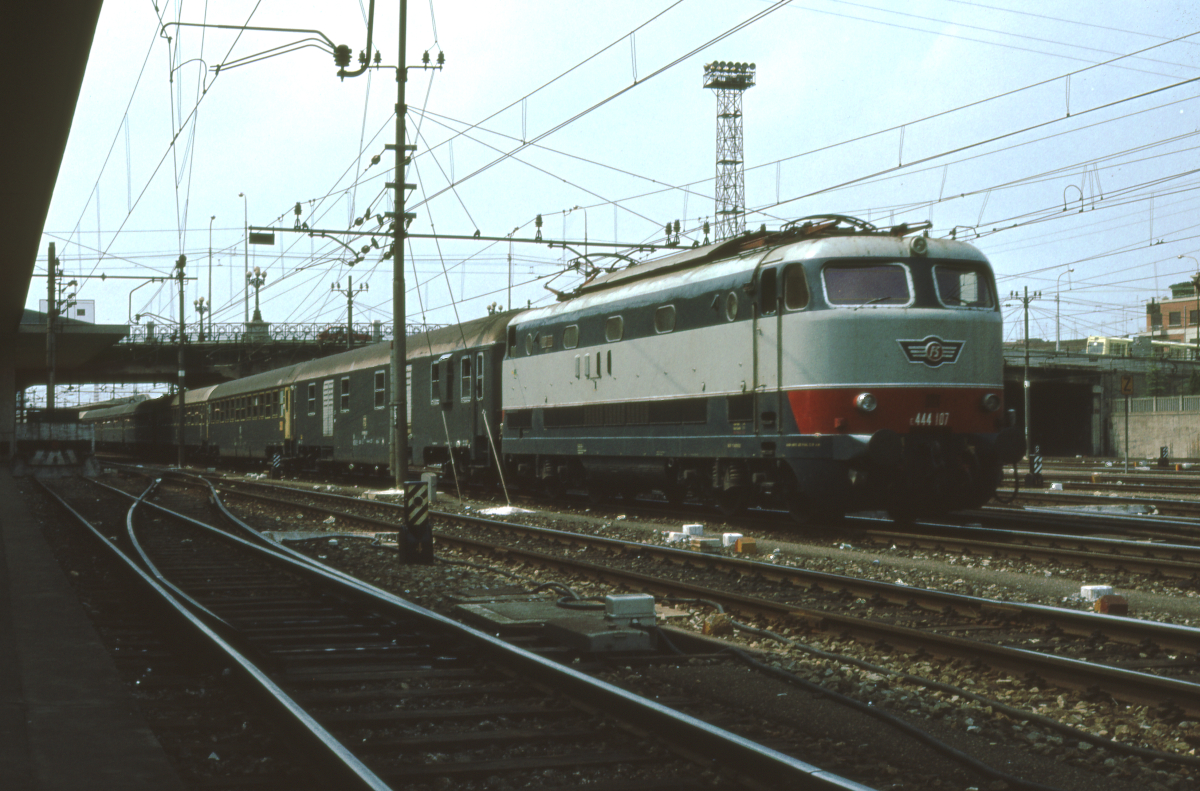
(778, 234, 1023, 518)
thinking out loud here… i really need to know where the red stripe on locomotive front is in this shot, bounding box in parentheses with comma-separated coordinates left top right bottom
(786, 387, 1002, 435)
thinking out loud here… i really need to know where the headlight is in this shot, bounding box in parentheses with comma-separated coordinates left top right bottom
(981, 393, 1001, 412)
(855, 392, 878, 413)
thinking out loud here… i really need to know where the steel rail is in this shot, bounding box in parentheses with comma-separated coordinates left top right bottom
(130, 473, 872, 790)
(206, 478, 1200, 650)
(856, 527, 1200, 579)
(435, 531, 1200, 718)
(37, 480, 393, 791)
(200, 477, 1200, 715)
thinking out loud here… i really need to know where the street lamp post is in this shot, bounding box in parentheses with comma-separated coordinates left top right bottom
(194, 297, 208, 342)
(238, 193, 248, 324)
(1055, 267, 1074, 352)
(247, 267, 267, 322)
(1010, 287, 1042, 485)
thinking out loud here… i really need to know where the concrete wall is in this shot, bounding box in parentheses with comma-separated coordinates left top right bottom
(1108, 397, 1200, 459)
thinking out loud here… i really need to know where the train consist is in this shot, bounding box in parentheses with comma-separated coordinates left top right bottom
(82, 215, 1024, 520)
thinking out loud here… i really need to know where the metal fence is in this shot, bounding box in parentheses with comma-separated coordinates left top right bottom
(1121, 396, 1200, 413)
(119, 321, 445, 345)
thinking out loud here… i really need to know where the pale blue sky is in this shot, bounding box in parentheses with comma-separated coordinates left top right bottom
(34, 0, 1200, 351)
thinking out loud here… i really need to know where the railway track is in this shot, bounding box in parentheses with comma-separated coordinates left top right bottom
(200, 475, 1200, 721)
(43, 472, 866, 791)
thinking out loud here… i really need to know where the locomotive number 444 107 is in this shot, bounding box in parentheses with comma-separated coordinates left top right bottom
(910, 411, 950, 427)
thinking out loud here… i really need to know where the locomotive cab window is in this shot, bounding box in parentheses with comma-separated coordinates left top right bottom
(783, 264, 809, 310)
(654, 305, 676, 334)
(933, 265, 995, 309)
(430, 360, 441, 404)
(475, 352, 485, 400)
(307, 383, 316, 416)
(823, 263, 911, 306)
(340, 377, 350, 412)
(563, 325, 579, 349)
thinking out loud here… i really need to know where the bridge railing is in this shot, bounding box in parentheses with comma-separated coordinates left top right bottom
(119, 322, 445, 345)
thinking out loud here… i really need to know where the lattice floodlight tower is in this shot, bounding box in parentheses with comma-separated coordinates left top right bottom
(703, 61, 755, 241)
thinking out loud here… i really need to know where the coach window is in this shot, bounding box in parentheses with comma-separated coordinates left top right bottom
(933, 265, 995, 309)
(340, 377, 351, 412)
(307, 383, 317, 416)
(563, 324, 579, 349)
(374, 370, 386, 409)
(475, 352, 485, 400)
(824, 263, 910, 306)
(605, 315, 624, 342)
(460, 356, 473, 403)
(783, 264, 809, 310)
(654, 305, 676, 334)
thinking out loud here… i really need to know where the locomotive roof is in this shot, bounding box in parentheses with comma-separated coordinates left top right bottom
(514, 220, 989, 325)
(574, 219, 986, 298)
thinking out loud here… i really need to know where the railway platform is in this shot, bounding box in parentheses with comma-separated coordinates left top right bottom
(0, 468, 183, 790)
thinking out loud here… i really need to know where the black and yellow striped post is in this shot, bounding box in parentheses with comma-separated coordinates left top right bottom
(401, 481, 433, 564)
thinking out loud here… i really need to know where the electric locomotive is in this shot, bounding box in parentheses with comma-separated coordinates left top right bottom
(501, 215, 1024, 520)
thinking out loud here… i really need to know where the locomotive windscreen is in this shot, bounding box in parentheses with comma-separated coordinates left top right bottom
(824, 263, 910, 305)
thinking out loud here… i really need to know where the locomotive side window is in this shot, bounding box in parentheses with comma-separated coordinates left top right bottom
(374, 370, 386, 409)
(654, 305, 676, 334)
(724, 292, 739, 321)
(460, 356, 473, 403)
(340, 377, 350, 412)
(307, 383, 316, 416)
(824, 263, 910, 306)
(783, 264, 809, 310)
(475, 352, 485, 400)
(933, 265, 995, 309)
(563, 325, 579, 349)
(525, 333, 534, 355)
(605, 316, 624, 342)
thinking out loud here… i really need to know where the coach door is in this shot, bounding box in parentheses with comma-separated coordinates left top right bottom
(753, 257, 784, 435)
(283, 387, 293, 441)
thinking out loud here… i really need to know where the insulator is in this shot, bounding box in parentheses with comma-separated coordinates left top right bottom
(334, 45, 352, 68)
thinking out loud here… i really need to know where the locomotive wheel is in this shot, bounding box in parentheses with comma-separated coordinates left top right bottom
(715, 486, 749, 517)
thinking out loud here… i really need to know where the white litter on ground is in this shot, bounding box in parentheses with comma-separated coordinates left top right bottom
(477, 506, 535, 516)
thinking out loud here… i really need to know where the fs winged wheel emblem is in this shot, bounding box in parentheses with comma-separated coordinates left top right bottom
(898, 336, 964, 367)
